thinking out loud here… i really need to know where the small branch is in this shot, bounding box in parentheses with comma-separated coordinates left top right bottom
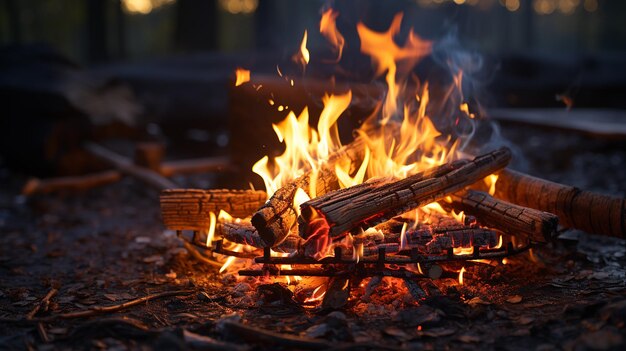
(219, 320, 331, 350)
(84, 142, 178, 190)
(26, 288, 58, 320)
(55, 290, 194, 319)
(22, 171, 121, 196)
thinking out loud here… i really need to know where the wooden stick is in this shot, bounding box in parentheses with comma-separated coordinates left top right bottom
(26, 288, 58, 320)
(84, 142, 178, 190)
(448, 190, 559, 243)
(160, 156, 233, 177)
(55, 290, 194, 319)
(22, 172, 121, 196)
(251, 132, 371, 247)
(299, 148, 511, 239)
(476, 169, 626, 239)
(160, 189, 267, 230)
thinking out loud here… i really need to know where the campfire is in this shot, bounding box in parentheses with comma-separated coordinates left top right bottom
(158, 9, 624, 310)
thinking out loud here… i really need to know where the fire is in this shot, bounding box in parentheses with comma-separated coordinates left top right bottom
(484, 174, 499, 196)
(320, 8, 345, 62)
(357, 14, 432, 122)
(234, 68, 251, 87)
(206, 211, 217, 247)
(453, 246, 474, 256)
(304, 285, 327, 303)
(458, 267, 466, 285)
(293, 30, 310, 68)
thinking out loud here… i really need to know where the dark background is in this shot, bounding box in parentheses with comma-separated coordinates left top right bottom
(1, 0, 626, 177)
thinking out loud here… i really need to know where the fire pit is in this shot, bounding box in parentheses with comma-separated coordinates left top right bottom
(159, 9, 623, 312)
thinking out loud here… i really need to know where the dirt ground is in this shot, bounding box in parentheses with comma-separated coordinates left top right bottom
(1, 124, 625, 350)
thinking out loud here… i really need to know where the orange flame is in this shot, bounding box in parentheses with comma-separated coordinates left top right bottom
(234, 68, 250, 86)
(484, 174, 499, 196)
(293, 30, 310, 68)
(357, 13, 432, 123)
(320, 8, 345, 62)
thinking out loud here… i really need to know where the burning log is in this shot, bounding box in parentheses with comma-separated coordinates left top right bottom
(251, 133, 371, 247)
(299, 148, 512, 240)
(447, 190, 559, 243)
(477, 169, 626, 239)
(160, 189, 267, 231)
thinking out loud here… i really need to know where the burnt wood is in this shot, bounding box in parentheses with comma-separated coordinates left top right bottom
(299, 148, 512, 239)
(448, 189, 559, 243)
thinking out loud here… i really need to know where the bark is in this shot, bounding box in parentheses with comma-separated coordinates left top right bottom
(220, 221, 302, 252)
(299, 148, 511, 239)
(448, 189, 558, 243)
(160, 189, 267, 231)
(475, 169, 626, 239)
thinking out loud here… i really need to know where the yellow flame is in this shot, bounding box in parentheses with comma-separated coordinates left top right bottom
(493, 235, 503, 249)
(234, 68, 251, 86)
(218, 209, 233, 222)
(206, 211, 217, 247)
(400, 222, 408, 250)
(320, 8, 345, 62)
(219, 244, 243, 273)
(453, 246, 474, 256)
(293, 30, 310, 67)
(450, 210, 465, 223)
(293, 188, 311, 217)
(458, 267, 466, 285)
(484, 174, 499, 196)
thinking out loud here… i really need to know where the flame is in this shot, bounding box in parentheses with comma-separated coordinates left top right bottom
(399, 222, 409, 250)
(206, 211, 217, 247)
(235, 68, 251, 86)
(320, 8, 345, 62)
(484, 174, 499, 196)
(458, 267, 466, 285)
(492, 235, 503, 249)
(252, 91, 352, 199)
(304, 285, 327, 303)
(453, 246, 474, 256)
(450, 210, 466, 224)
(293, 30, 310, 68)
(293, 188, 311, 217)
(357, 13, 432, 122)
(219, 244, 243, 273)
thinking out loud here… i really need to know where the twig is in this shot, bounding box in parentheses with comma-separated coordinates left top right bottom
(0, 290, 194, 324)
(27, 288, 58, 320)
(55, 290, 194, 319)
(183, 241, 223, 268)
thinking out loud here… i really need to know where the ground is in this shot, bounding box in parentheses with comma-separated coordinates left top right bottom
(0, 124, 625, 350)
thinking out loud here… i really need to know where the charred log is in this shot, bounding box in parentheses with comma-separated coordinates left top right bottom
(448, 189, 559, 243)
